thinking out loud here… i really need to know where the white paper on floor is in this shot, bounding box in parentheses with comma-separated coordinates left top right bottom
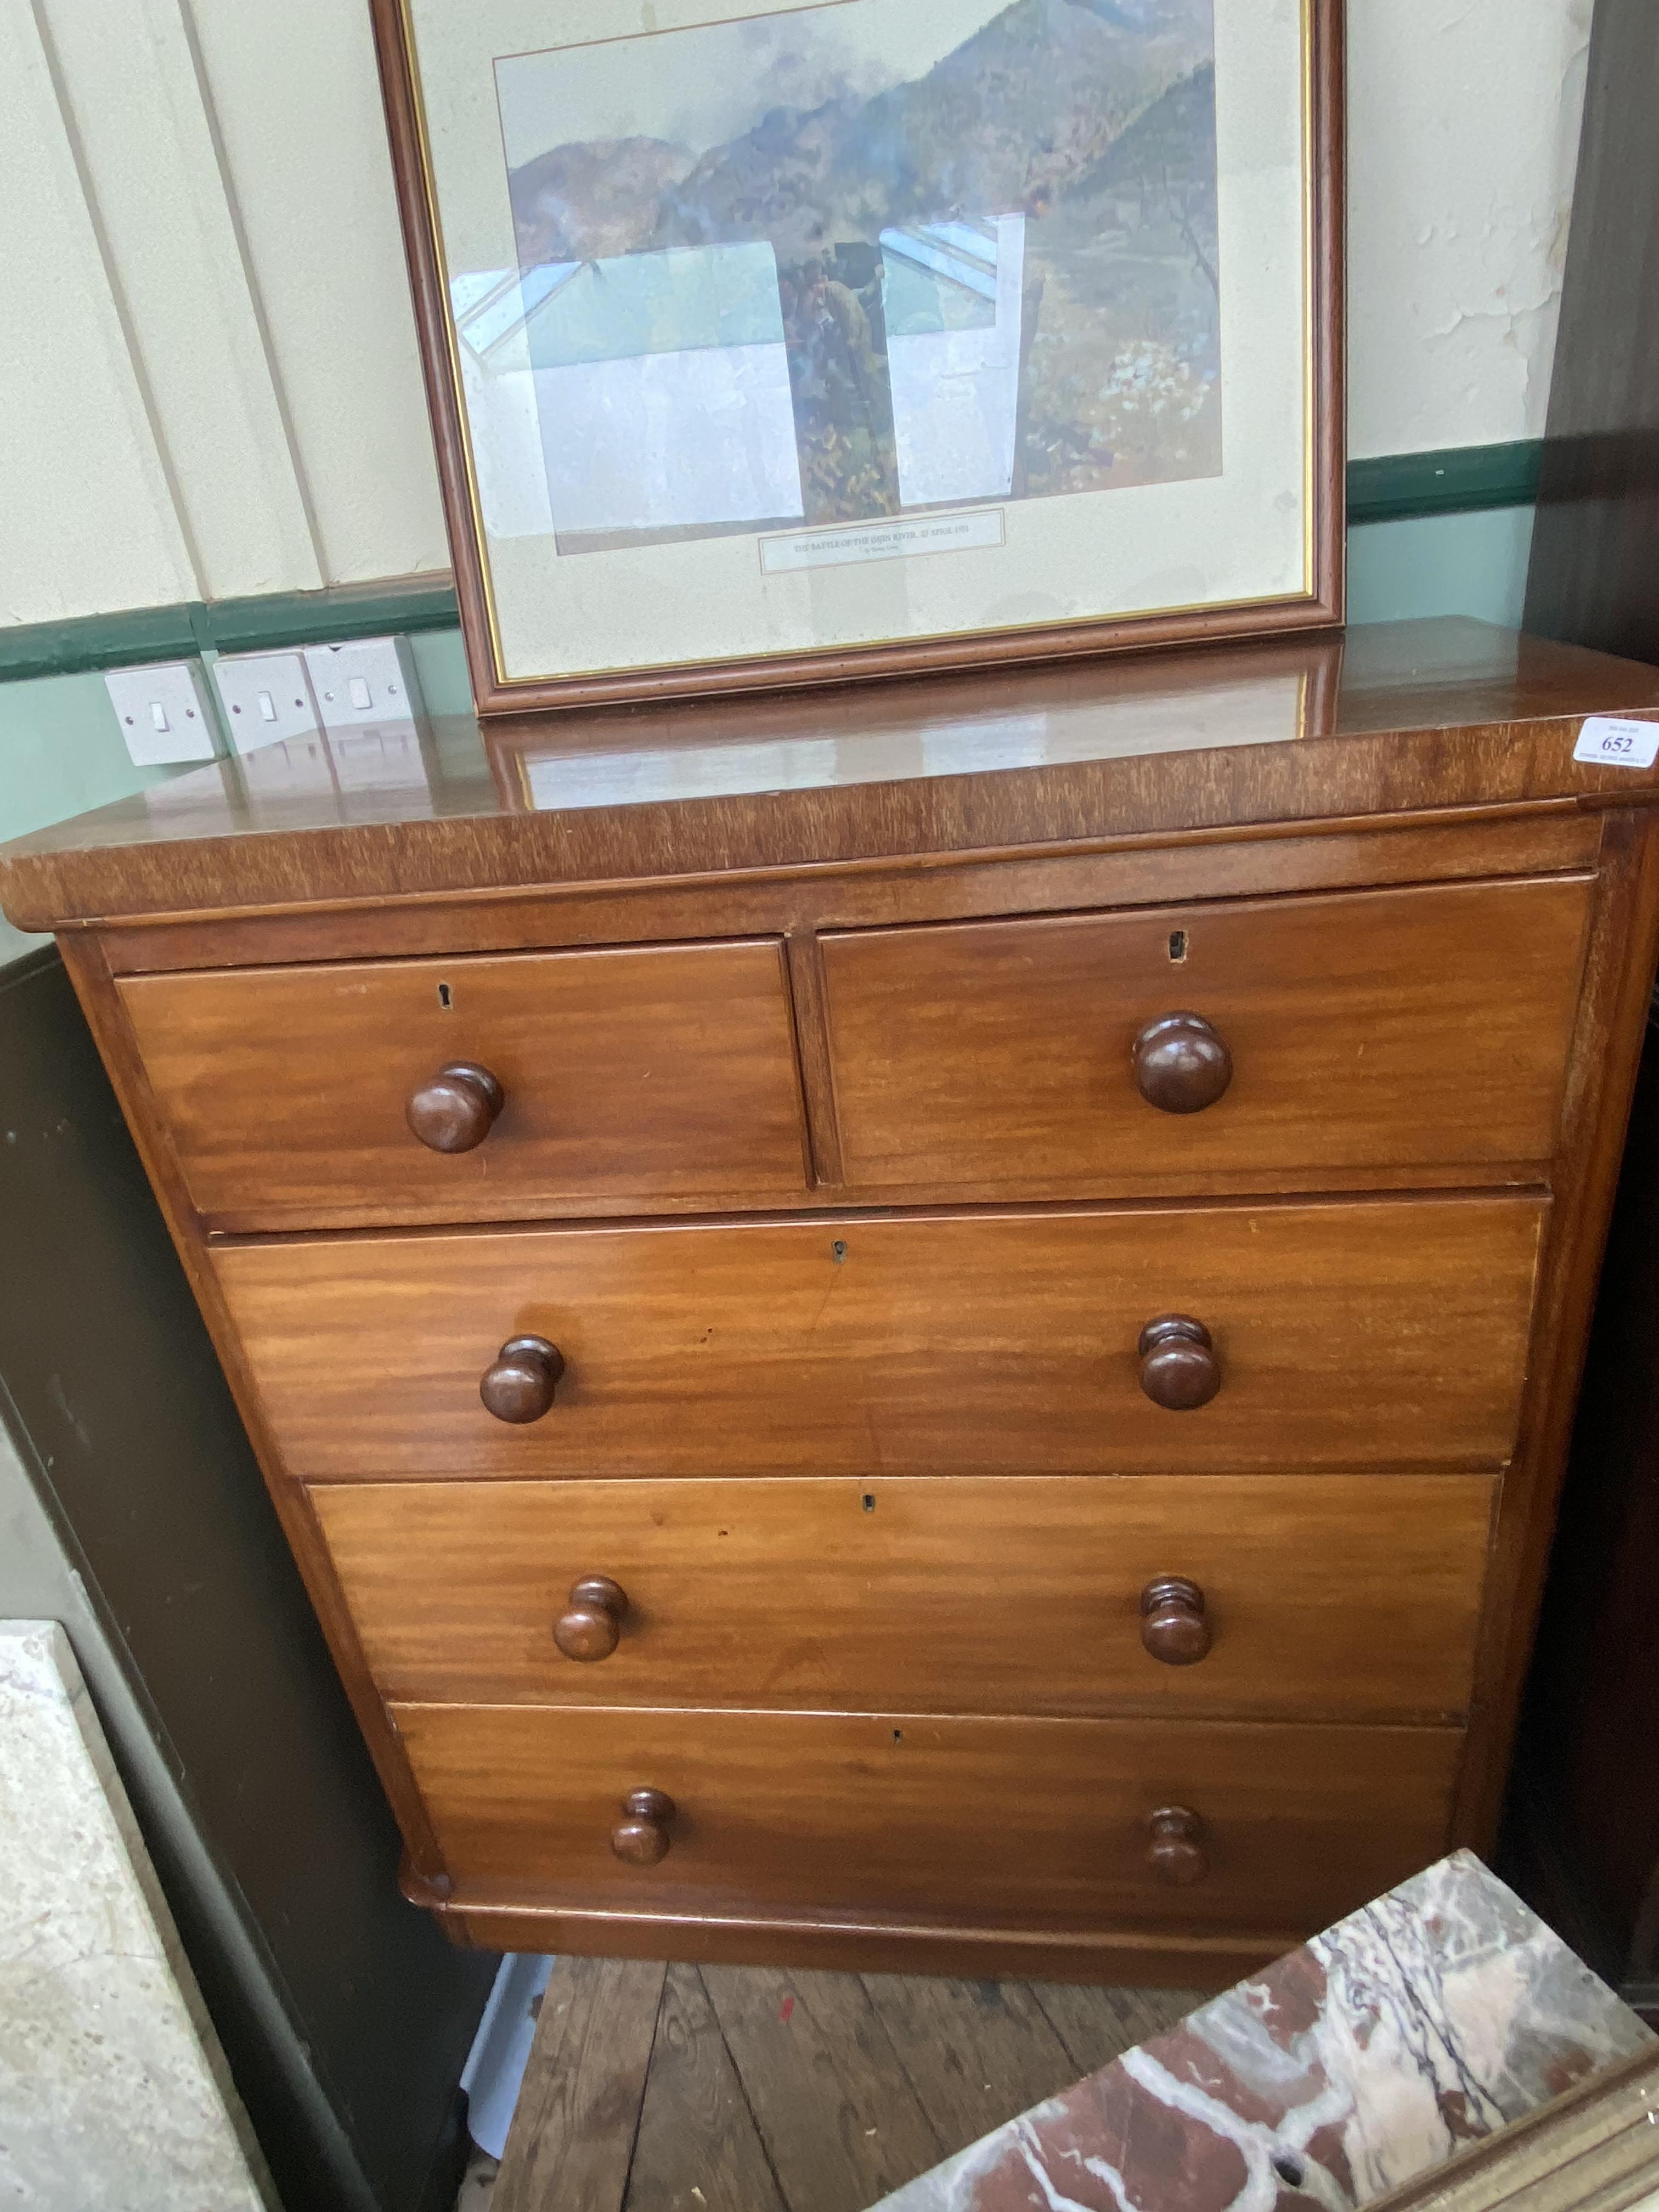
(461, 1950, 557, 2159)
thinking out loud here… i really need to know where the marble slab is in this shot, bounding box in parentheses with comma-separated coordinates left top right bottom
(870, 1852, 1655, 2212)
(0, 1621, 275, 2211)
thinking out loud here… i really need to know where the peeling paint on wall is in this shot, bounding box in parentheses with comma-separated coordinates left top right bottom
(1348, 0, 1594, 457)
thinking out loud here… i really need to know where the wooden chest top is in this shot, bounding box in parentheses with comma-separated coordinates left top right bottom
(4, 619, 1659, 932)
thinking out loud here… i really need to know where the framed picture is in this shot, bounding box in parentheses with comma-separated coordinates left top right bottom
(372, 0, 1344, 713)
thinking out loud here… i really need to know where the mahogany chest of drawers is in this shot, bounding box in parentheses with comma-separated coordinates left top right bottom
(5, 618, 1659, 1988)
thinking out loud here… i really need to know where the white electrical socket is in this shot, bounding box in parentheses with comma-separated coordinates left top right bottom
(212, 650, 321, 752)
(105, 661, 219, 766)
(302, 636, 425, 731)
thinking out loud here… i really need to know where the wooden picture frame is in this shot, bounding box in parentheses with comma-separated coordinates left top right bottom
(371, 0, 1346, 715)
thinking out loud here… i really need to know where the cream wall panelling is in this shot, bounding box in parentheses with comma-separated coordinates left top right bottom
(0, 3, 199, 624)
(185, 0, 449, 586)
(0, 0, 1602, 628)
(31, 0, 324, 602)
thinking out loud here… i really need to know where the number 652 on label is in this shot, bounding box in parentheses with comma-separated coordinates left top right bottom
(1574, 716, 1659, 768)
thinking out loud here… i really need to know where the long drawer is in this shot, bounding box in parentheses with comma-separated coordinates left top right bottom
(821, 876, 1591, 1195)
(314, 1474, 1494, 1722)
(395, 1704, 1463, 1936)
(119, 937, 809, 1230)
(221, 1195, 1545, 1480)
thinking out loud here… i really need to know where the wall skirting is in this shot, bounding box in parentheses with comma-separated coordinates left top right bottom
(0, 443, 1546, 685)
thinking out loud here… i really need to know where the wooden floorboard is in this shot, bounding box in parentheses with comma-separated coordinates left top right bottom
(496, 1965, 1211, 2211)
(492, 1956, 665, 2212)
(1027, 1979, 1209, 2078)
(701, 1965, 944, 2212)
(622, 1964, 788, 2212)
(857, 1975, 1082, 2157)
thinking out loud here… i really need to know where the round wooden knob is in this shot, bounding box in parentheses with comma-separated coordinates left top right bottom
(1132, 1014, 1232, 1114)
(1147, 1805, 1209, 1884)
(479, 1335, 565, 1423)
(1138, 1316, 1221, 1410)
(1140, 1576, 1212, 1665)
(555, 1577, 627, 1661)
(407, 1063, 504, 1153)
(611, 1788, 675, 1866)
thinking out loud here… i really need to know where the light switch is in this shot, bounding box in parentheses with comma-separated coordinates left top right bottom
(303, 637, 426, 732)
(211, 652, 321, 753)
(105, 663, 219, 766)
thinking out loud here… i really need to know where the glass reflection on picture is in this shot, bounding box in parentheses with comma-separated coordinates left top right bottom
(474, 0, 1222, 554)
(881, 216, 1024, 506)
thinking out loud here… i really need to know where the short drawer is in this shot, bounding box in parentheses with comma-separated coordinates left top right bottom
(219, 1194, 1544, 1480)
(820, 876, 1592, 1195)
(314, 1474, 1494, 1723)
(119, 938, 808, 1229)
(395, 1703, 1462, 1937)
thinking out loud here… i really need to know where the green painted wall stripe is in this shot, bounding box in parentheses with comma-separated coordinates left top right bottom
(0, 443, 1548, 684)
(200, 572, 461, 655)
(6, 601, 205, 678)
(1346, 440, 1543, 525)
(0, 574, 461, 685)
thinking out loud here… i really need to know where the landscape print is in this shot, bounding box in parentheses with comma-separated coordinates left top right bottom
(494, 0, 1220, 554)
